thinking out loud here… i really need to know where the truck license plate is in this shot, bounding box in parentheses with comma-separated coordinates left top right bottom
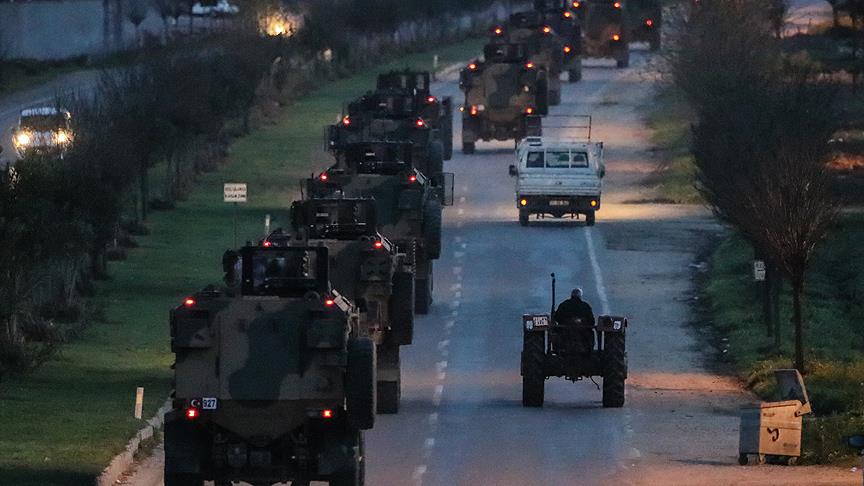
(550, 200, 569, 206)
(202, 397, 218, 410)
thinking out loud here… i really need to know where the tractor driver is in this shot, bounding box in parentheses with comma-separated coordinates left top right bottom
(553, 288, 596, 354)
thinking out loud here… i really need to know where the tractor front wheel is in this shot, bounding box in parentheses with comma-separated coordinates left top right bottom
(522, 332, 546, 407)
(602, 332, 626, 408)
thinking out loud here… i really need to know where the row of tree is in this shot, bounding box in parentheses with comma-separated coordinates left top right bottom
(670, 0, 840, 372)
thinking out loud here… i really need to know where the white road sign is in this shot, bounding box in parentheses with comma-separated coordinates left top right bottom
(753, 260, 766, 282)
(224, 183, 247, 203)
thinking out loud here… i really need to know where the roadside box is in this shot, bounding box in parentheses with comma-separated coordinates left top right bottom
(738, 369, 811, 465)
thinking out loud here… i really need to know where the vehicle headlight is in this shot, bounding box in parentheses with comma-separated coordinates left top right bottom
(15, 132, 31, 146)
(56, 131, 69, 143)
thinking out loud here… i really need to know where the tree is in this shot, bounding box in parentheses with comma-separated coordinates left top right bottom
(126, 0, 150, 48)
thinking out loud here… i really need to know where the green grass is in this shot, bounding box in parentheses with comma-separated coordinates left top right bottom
(643, 85, 702, 204)
(705, 214, 864, 463)
(0, 38, 482, 486)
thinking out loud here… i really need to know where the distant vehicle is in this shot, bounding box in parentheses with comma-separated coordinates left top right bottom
(191, 0, 239, 16)
(627, 0, 662, 51)
(521, 273, 629, 408)
(459, 43, 550, 153)
(12, 107, 73, 159)
(509, 116, 605, 226)
(572, 0, 630, 67)
(165, 245, 372, 486)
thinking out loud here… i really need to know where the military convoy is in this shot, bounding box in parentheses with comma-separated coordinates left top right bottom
(163, 1, 657, 476)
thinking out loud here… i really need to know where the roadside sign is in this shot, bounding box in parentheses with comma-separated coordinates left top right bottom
(753, 260, 766, 282)
(224, 183, 247, 203)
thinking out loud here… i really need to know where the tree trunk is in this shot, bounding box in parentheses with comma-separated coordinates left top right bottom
(792, 279, 805, 372)
(772, 268, 781, 349)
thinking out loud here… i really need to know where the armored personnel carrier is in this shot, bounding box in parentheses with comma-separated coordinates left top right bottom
(264, 198, 414, 414)
(305, 141, 453, 314)
(533, 0, 584, 81)
(376, 70, 454, 160)
(164, 245, 374, 486)
(627, 0, 662, 51)
(329, 87, 445, 177)
(460, 42, 549, 154)
(571, 0, 630, 67)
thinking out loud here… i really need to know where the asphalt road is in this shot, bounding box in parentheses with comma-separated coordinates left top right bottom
(119, 44, 857, 486)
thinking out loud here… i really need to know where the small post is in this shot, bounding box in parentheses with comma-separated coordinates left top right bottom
(432, 54, 439, 81)
(265, 214, 271, 238)
(233, 202, 238, 249)
(134, 387, 144, 420)
(550, 273, 556, 316)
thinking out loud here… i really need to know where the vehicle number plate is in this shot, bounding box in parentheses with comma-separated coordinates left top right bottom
(202, 397, 218, 410)
(532, 315, 549, 327)
(549, 200, 569, 206)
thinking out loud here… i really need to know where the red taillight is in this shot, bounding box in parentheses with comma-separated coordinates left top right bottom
(542, 26, 551, 34)
(325, 299, 335, 307)
(185, 407, 199, 420)
(374, 241, 383, 249)
(342, 116, 351, 126)
(184, 298, 195, 307)
(321, 409, 334, 419)
(470, 106, 479, 116)
(646, 19, 654, 27)
(320, 172, 329, 181)
(525, 61, 535, 69)
(263, 241, 272, 247)
(612, 34, 621, 42)
(408, 175, 417, 183)
(525, 107, 534, 114)
(563, 45, 572, 54)
(468, 63, 477, 70)
(572, 1, 581, 7)
(613, 2, 621, 8)
(415, 118, 425, 128)
(494, 27, 503, 35)
(426, 95, 436, 104)
(564, 11, 572, 18)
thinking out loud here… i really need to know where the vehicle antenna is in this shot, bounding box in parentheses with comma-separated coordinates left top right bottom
(550, 272, 556, 316)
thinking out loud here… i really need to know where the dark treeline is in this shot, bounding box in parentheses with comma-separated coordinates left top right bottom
(670, 0, 839, 372)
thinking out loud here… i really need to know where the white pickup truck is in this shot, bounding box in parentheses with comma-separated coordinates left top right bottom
(508, 134, 605, 226)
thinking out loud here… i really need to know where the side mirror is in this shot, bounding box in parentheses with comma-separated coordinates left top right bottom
(847, 435, 864, 450)
(509, 165, 517, 177)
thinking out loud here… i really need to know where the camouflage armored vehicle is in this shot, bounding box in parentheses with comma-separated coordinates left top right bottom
(264, 198, 414, 414)
(571, 0, 630, 68)
(459, 43, 549, 154)
(165, 245, 373, 486)
(521, 274, 628, 408)
(376, 70, 454, 160)
(329, 87, 445, 177)
(533, 0, 585, 81)
(305, 142, 454, 314)
(626, 0, 661, 51)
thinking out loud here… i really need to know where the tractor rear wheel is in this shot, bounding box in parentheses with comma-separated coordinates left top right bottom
(602, 332, 626, 408)
(522, 332, 546, 407)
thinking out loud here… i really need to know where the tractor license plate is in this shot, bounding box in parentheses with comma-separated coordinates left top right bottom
(529, 316, 549, 329)
(550, 200, 569, 206)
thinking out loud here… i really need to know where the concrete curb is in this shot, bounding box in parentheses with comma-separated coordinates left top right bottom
(95, 400, 171, 486)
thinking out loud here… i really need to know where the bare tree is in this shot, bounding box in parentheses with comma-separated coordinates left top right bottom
(126, 0, 150, 48)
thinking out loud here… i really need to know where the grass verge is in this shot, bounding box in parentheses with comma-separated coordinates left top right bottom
(705, 214, 864, 464)
(0, 37, 483, 486)
(642, 84, 701, 204)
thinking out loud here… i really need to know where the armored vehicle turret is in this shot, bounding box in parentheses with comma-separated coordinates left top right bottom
(164, 245, 374, 486)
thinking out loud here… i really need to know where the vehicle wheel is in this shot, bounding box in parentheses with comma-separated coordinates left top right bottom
(389, 271, 415, 345)
(330, 432, 365, 486)
(786, 456, 798, 466)
(346, 338, 376, 430)
(536, 78, 549, 116)
(550, 88, 561, 106)
(443, 117, 454, 161)
(649, 35, 661, 52)
(568, 63, 582, 83)
(462, 141, 475, 154)
(427, 141, 444, 176)
(414, 261, 433, 315)
(738, 454, 749, 466)
(423, 199, 443, 260)
(377, 380, 400, 415)
(522, 332, 546, 407)
(602, 332, 626, 408)
(376, 345, 401, 414)
(519, 209, 529, 227)
(585, 211, 596, 226)
(756, 454, 767, 465)
(164, 474, 203, 486)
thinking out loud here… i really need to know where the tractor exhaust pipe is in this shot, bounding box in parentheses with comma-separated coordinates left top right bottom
(550, 272, 556, 316)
